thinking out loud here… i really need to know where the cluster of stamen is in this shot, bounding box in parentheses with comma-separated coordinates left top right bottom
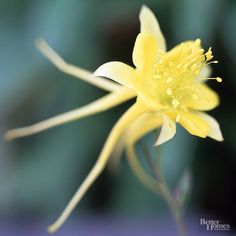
(152, 39, 222, 122)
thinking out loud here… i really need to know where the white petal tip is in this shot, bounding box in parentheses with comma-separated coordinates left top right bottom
(93, 62, 113, 78)
(140, 5, 151, 15)
(93, 62, 136, 89)
(153, 138, 172, 147)
(196, 112, 224, 143)
(4, 131, 15, 141)
(34, 37, 47, 50)
(214, 136, 224, 142)
(214, 130, 224, 142)
(47, 224, 57, 234)
(153, 139, 164, 146)
(154, 115, 176, 146)
(139, 5, 153, 23)
(93, 67, 103, 77)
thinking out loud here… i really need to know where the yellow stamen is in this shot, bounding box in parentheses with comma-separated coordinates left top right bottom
(201, 77, 223, 83)
(172, 99, 180, 109)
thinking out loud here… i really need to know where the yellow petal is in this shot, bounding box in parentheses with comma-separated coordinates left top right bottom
(126, 113, 162, 145)
(107, 133, 125, 173)
(132, 33, 157, 74)
(125, 113, 162, 194)
(154, 114, 176, 146)
(179, 112, 209, 138)
(5, 87, 135, 140)
(139, 5, 166, 51)
(197, 112, 223, 141)
(108, 112, 162, 175)
(35, 38, 121, 92)
(185, 83, 219, 111)
(94, 61, 137, 90)
(47, 101, 148, 233)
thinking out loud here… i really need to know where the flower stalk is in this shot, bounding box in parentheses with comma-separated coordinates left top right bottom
(140, 143, 186, 236)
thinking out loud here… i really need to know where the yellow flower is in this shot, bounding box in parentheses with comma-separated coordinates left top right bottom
(5, 5, 223, 233)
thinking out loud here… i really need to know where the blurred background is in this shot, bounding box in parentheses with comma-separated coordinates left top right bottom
(0, 0, 235, 235)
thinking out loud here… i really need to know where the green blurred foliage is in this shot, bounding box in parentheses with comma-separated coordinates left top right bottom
(0, 0, 235, 226)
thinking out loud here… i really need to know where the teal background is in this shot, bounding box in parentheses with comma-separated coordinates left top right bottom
(0, 0, 235, 233)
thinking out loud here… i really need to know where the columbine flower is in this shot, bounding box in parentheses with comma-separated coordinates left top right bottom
(5, 5, 223, 233)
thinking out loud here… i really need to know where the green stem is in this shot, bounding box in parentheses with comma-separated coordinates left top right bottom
(140, 143, 186, 236)
(158, 181, 186, 236)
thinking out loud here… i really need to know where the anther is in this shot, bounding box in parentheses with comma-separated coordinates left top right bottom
(204, 77, 222, 83)
(166, 88, 172, 95)
(199, 49, 204, 54)
(172, 99, 180, 109)
(207, 60, 218, 65)
(205, 47, 213, 61)
(166, 77, 173, 83)
(205, 54, 213, 61)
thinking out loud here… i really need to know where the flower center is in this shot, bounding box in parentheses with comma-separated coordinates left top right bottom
(152, 39, 221, 122)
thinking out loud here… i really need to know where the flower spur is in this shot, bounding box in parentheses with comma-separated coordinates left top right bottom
(5, 5, 223, 233)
